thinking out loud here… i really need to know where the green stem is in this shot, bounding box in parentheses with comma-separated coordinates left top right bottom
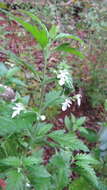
(39, 48, 48, 115)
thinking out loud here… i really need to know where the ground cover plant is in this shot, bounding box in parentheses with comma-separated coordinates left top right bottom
(0, 1, 107, 190)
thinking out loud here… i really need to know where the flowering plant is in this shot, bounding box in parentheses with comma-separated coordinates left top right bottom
(0, 10, 101, 190)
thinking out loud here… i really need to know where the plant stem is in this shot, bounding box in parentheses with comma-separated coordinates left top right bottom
(39, 48, 48, 115)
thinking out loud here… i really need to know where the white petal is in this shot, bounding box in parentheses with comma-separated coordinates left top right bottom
(77, 97, 81, 106)
(59, 79, 65, 86)
(74, 94, 82, 106)
(62, 103, 67, 111)
(26, 183, 31, 187)
(40, 115, 46, 121)
(12, 110, 18, 118)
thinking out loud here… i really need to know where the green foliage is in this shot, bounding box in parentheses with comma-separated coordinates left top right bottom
(48, 149, 71, 190)
(69, 177, 92, 190)
(48, 130, 89, 151)
(64, 114, 88, 134)
(75, 153, 99, 188)
(6, 170, 25, 190)
(55, 43, 84, 59)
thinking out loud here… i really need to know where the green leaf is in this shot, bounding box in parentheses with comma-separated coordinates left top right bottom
(69, 177, 92, 190)
(75, 153, 99, 165)
(0, 62, 8, 77)
(6, 67, 20, 78)
(76, 117, 86, 127)
(55, 43, 84, 58)
(49, 150, 71, 189)
(10, 14, 48, 48)
(50, 149, 71, 167)
(21, 11, 49, 47)
(21, 95, 30, 105)
(78, 127, 89, 134)
(44, 90, 64, 109)
(0, 112, 36, 136)
(35, 122, 53, 137)
(34, 165, 51, 178)
(4, 50, 40, 82)
(0, 157, 20, 167)
(23, 156, 41, 167)
(49, 25, 59, 39)
(64, 116, 72, 131)
(75, 154, 99, 188)
(6, 170, 24, 190)
(55, 33, 84, 44)
(28, 165, 51, 190)
(20, 10, 49, 35)
(0, 117, 16, 136)
(9, 77, 26, 86)
(81, 128, 97, 142)
(48, 130, 89, 151)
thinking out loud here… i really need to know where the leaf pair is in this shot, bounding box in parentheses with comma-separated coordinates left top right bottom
(8, 10, 84, 58)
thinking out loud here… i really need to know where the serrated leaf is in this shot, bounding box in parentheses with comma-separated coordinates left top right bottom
(6, 170, 24, 190)
(75, 153, 99, 165)
(35, 122, 53, 137)
(82, 165, 99, 188)
(55, 43, 84, 58)
(28, 165, 51, 190)
(75, 154, 99, 188)
(50, 149, 71, 168)
(23, 156, 41, 167)
(49, 150, 71, 189)
(0, 112, 35, 136)
(48, 130, 89, 151)
(69, 177, 92, 190)
(0, 157, 20, 167)
(44, 90, 64, 109)
(0, 117, 16, 136)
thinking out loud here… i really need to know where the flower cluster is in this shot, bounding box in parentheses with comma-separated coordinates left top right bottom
(61, 94, 82, 111)
(57, 69, 70, 86)
(57, 69, 74, 91)
(62, 98, 72, 111)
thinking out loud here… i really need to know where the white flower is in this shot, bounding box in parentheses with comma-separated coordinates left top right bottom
(57, 69, 69, 86)
(74, 94, 82, 106)
(37, 114, 46, 121)
(26, 183, 31, 187)
(12, 103, 25, 118)
(62, 98, 72, 111)
(40, 115, 46, 121)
